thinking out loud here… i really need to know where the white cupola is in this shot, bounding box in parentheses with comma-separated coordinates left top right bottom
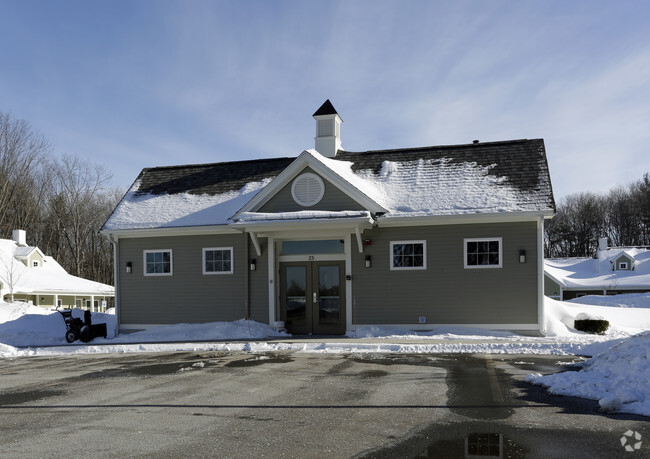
(313, 99, 342, 158)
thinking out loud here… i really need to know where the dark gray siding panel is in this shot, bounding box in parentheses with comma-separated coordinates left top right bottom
(118, 234, 248, 325)
(248, 237, 269, 323)
(562, 290, 602, 300)
(544, 275, 562, 298)
(350, 222, 539, 325)
(259, 167, 365, 213)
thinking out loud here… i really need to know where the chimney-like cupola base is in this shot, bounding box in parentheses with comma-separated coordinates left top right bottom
(313, 99, 342, 158)
(12, 229, 27, 246)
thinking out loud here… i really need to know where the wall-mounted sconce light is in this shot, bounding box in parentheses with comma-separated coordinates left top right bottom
(250, 259, 256, 271)
(126, 262, 132, 274)
(365, 255, 371, 268)
(519, 250, 526, 263)
(364, 239, 372, 246)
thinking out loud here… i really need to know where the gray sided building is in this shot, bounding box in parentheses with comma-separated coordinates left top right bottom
(101, 101, 556, 336)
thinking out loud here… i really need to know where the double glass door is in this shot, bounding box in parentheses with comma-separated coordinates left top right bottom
(280, 261, 345, 335)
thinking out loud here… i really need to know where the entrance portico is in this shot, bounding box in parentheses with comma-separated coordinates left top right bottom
(232, 214, 375, 335)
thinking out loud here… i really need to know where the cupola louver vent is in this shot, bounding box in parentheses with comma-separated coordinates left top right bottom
(291, 173, 325, 207)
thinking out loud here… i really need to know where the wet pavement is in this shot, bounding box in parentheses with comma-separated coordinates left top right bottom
(0, 351, 647, 458)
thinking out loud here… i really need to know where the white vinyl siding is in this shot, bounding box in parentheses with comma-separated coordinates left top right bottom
(203, 248, 234, 274)
(464, 238, 502, 269)
(390, 240, 426, 270)
(143, 250, 173, 276)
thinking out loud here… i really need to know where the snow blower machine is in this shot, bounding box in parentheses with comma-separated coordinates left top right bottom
(59, 309, 107, 343)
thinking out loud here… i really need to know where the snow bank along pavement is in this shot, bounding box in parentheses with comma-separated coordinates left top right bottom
(1, 294, 649, 417)
(527, 331, 650, 417)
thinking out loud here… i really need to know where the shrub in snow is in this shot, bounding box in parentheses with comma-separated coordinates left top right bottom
(574, 319, 609, 334)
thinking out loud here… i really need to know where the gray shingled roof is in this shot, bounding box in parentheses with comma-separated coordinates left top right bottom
(338, 138, 555, 210)
(134, 157, 294, 197)
(131, 138, 555, 213)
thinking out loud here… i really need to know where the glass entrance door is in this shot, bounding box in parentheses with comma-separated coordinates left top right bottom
(279, 261, 345, 335)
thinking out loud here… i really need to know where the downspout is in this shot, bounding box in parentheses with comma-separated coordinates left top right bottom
(107, 234, 120, 337)
(537, 217, 546, 335)
(244, 232, 250, 323)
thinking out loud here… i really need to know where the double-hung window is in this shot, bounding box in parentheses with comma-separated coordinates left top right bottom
(464, 238, 502, 268)
(390, 240, 426, 270)
(144, 250, 173, 276)
(203, 247, 233, 274)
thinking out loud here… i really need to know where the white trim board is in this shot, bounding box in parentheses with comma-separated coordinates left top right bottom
(377, 211, 554, 228)
(232, 149, 387, 218)
(101, 225, 239, 239)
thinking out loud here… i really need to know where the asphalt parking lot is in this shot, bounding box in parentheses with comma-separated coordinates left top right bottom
(0, 351, 647, 458)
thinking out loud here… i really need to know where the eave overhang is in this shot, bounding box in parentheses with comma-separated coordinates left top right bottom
(100, 225, 239, 239)
(229, 215, 375, 234)
(376, 210, 555, 228)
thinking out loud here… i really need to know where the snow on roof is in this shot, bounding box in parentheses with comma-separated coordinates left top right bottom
(0, 239, 113, 296)
(103, 177, 273, 230)
(237, 210, 371, 222)
(14, 247, 37, 257)
(102, 139, 555, 231)
(545, 248, 650, 290)
(359, 158, 541, 217)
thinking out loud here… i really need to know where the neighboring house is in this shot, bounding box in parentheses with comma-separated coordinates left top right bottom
(545, 237, 650, 300)
(0, 230, 114, 311)
(101, 100, 556, 335)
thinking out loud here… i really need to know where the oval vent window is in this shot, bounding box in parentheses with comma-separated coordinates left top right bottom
(291, 173, 325, 207)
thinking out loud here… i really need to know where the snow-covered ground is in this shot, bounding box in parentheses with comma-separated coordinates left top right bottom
(1, 295, 649, 416)
(526, 331, 650, 417)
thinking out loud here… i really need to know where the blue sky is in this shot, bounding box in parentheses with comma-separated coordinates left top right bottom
(1, 1, 649, 200)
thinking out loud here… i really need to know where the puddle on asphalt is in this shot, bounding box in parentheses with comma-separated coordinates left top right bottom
(224, 355, 293, 368)
(421, 431, 527, 458)
(350, 354, 514, 420)
(0, 389, 67, 406)
(359, 369, 389, 378)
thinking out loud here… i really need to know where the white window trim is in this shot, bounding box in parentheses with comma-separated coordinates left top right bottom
(390, 240, 427, 270)
(143, 249, 173, 276)
(464, 237, 503, 269)
(202, 247, 234, 275)
(618, 261, 628, 270)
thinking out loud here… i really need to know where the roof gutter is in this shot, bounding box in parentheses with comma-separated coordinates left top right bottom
(376, 210, 555, 228)
(100, 224, 239, 239)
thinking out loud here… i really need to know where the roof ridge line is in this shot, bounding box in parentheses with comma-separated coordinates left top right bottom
(341, 138, 542, 156)
(142, 156, 297, 172)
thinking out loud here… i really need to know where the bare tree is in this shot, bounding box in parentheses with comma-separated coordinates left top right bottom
(45, 154, 112, 277)
(0, 256, 25, 302)
(0, 112, 51, 238)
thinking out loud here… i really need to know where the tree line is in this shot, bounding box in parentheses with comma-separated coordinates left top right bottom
(0, 111, 122, 286)
(545, 173, 650, 258)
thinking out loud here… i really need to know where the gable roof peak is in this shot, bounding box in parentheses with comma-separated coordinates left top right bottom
(313, 99, 339, 117)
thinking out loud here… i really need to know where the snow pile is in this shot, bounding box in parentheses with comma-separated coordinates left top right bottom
(0, 303, 116, 347)
(526, 331, 650, 416)
(0, 303, 283, 349)
(569, 292, 650, 309)
(108, 319, 286, 344)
